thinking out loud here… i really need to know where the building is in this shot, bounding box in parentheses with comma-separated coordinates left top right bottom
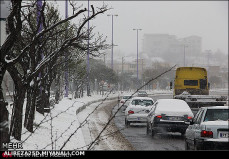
(179, 35, 202, 57)
(142, 34, 202, 67)
(112, 57, 145, 80)
(142, 34, 178, 58)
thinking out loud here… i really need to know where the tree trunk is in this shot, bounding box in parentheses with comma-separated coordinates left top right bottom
(36, 88, 44, 115)
(24, 79, 38, 132)
(10, 85, 26, 141)
(7, 65, 27, 141)
(43, 81, 51, 113)
(55, 73, 61, 103)
(36, 72, 45, 115)
(80, 82, 84, 98)
(73, 79, 78, 99)
(0, 67, 10, 150)
(36, 76, 52, 114)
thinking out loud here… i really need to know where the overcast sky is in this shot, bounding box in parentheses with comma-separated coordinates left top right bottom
(55, 0, 228, 58)
(1, 1, 228, 58)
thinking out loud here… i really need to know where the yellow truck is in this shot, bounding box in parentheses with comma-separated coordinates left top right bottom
(172, 67, 227, 108)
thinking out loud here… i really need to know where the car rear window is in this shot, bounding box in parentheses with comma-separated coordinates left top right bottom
(131, 99, 153, 106)
(123, 96, 131, 99)
(204, 109, 229, 121)
(138, 91, 147, 94)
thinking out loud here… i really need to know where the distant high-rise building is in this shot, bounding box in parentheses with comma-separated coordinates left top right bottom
(143, 34, 177, 57)
(142, 34, 202, 67)
(179, 35, 202, 57)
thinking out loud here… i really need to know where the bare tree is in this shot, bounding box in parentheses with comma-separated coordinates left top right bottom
(0, 0, 22, 150)
(0, 0, 109, 141)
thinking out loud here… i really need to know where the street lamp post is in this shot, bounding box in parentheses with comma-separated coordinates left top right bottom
(107, 14, 118, 70)
(133, 28, 142, 83)
(37, 0, 43, 92)
(64, 0, 69, 97)
(206, 50, 211, 70)
(87, 0, 90, 96)
(183, 45, 188, 67)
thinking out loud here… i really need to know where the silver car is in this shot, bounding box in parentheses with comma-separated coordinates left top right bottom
(185, 106, 229, 150)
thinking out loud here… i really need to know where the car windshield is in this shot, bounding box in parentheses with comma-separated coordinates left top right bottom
(131, 99, 153, 106)
(204, 109, 229, 121)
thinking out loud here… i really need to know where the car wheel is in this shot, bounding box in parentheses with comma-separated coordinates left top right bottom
(151, 129, 155, 137)
(194, 145, 198, 150)
(125, 118, 130, 127)
(146, 123, 150, 135)
(185, 139, 190, 150)
(193, 140, 200, 150)
(180, 131, 186, 137)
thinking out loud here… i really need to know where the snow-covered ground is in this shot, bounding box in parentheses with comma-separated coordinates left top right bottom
(8, 89, 172, 150)
(7, 88, 227, 150)
(9, 92, 120, 150)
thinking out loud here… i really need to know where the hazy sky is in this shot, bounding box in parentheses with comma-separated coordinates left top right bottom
(56, 0, 228, 58)
(1, 1, 228, 57)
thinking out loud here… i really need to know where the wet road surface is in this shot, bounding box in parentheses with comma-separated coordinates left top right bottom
(113, 94, 186, 150)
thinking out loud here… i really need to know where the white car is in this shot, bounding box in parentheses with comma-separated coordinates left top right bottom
(120, 94, 132, 104)
(125, 97, 154, 127)
(137, 91, 148, 97)
(119, 94, 132, 110)
(185, 106, 229, 150)
(146, 99, 194, 137)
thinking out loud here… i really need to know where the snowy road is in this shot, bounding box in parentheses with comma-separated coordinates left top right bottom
(77, 100, 134, 150)
(113, 90, 228, 150)
(77, 93, 186, 150)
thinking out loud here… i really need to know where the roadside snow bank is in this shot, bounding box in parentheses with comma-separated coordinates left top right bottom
(10, 93, 119, 150)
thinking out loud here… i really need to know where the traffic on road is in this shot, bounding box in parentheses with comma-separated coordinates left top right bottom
(113, 93, 229, 151)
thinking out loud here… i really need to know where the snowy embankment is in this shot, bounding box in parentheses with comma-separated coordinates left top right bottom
(8, 89, 173, 150)
(9, 92, 119, 150)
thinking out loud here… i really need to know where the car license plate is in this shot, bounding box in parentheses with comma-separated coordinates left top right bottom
(219, 132, 229, 138)
(168, 117, 181, 121)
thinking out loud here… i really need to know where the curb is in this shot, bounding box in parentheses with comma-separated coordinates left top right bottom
(75, 96, 119, 115)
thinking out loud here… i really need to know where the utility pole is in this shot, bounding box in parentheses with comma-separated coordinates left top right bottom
(107, 14, 118, 70)
(141, 58, 144, 79)
(122, 57, 124, 91)
(133, 28, 142, 86)
(206, 50, 211, 70)
(86, 0, 90, 96)
(183, 45, 188, 67)
(64, 0, 69, 97)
